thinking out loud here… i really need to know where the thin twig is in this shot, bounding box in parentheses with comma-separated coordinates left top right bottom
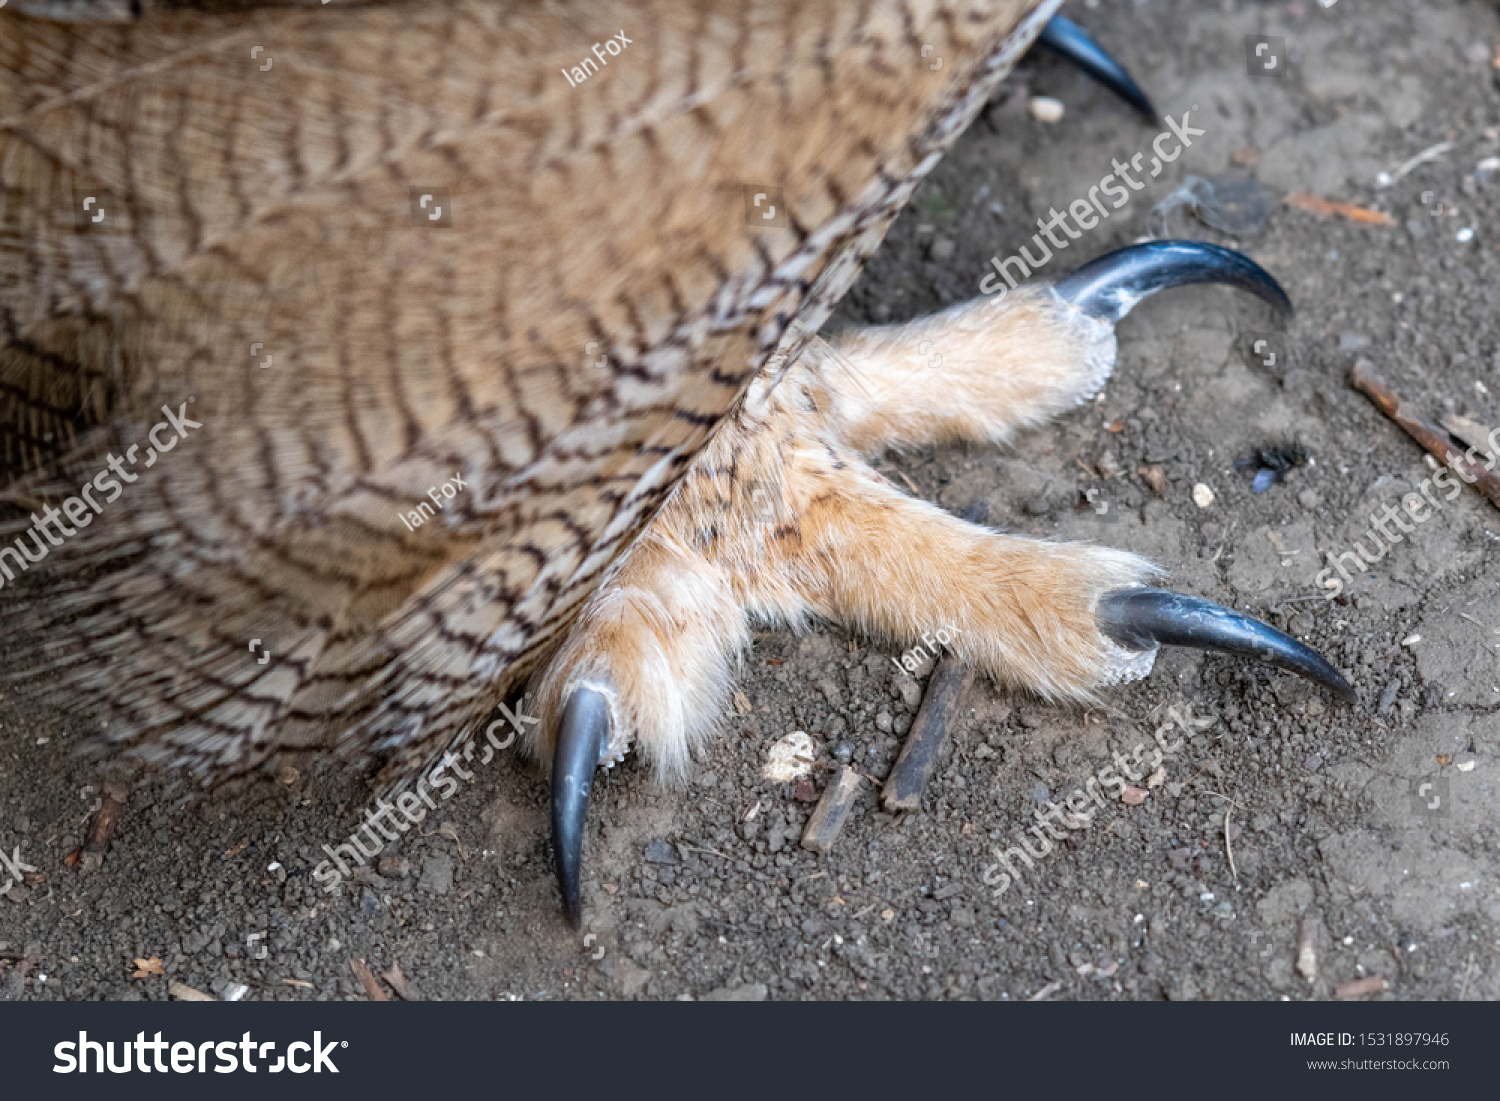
(1206, 791, 1245, 884)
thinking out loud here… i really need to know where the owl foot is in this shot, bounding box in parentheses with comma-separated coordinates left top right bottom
(531, 240, 1352, 925)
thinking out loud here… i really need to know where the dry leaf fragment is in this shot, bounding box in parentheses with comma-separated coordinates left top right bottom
(1122, 785, 1148, 806)
(133, 957, 165, 978)
(1284, 192, 1396, 226)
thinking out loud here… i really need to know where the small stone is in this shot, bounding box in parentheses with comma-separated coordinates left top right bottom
(875, 710, 893, 733)
(643, 841, 678, 865)
(895, 676, 922, 711)
(1378, 680, 1401, 714)
(418, 852, 454, 895)
(377, 856, 411, 879)
(1122, 786, 1148, 806)
(1028, 95, 1065, 123)
(1297, 916, 1319, 982)
(834, 741, 854, 763)
(277, 766, 300, 785)
(763, 730, 817, 782)
(1138, 464, 1168, 496)
(928, 236, 955, 262)
(1298, 489, 1320, 509)
(1192, 483, 1215, 509)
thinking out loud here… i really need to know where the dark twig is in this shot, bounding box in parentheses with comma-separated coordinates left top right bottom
(882, 655, 973, 812)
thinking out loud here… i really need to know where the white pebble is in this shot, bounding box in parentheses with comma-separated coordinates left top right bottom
(1192, 483, 1215, 508)
(1029, 96, 1065, 123)
(1456, 227, 1475, 242)
(763, 730, 816, 782)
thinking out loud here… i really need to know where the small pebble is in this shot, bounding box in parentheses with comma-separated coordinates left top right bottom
(763, 730, 817, 782)
(644, 840, 678, 865)
(1378, 680, 1401, 714)
(418, 852, 454, 895)
(1028, 95, 1065, 123)
(1192, 483, 1215, 508)
(377, 855, 411, 879)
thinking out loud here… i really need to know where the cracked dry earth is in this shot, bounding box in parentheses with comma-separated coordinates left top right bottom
(4, 0, 1500, 1002)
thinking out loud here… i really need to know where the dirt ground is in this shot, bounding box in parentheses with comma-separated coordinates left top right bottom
(4, 0, 1500, 1002)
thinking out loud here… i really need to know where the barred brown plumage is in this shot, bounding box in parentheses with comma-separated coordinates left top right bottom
(0, 0, 1053, 784)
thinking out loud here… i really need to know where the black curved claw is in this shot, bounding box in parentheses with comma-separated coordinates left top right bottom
(1037, 16, 1157, 122)
(1054, 240, 1293, 323)
(552, 686, 611, 928)
(1097, 588, 1357, 703)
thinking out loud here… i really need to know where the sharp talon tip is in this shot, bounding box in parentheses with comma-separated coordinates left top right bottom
(1055, 240, 1293, 323)
(551, 686, 612, 927)
(1037, 15, 1157, 121)
(1098, 588, 1357, 704)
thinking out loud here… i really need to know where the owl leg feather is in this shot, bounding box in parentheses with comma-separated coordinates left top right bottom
(528, 528, 752, 924)
(819, 241, 1288, 456)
